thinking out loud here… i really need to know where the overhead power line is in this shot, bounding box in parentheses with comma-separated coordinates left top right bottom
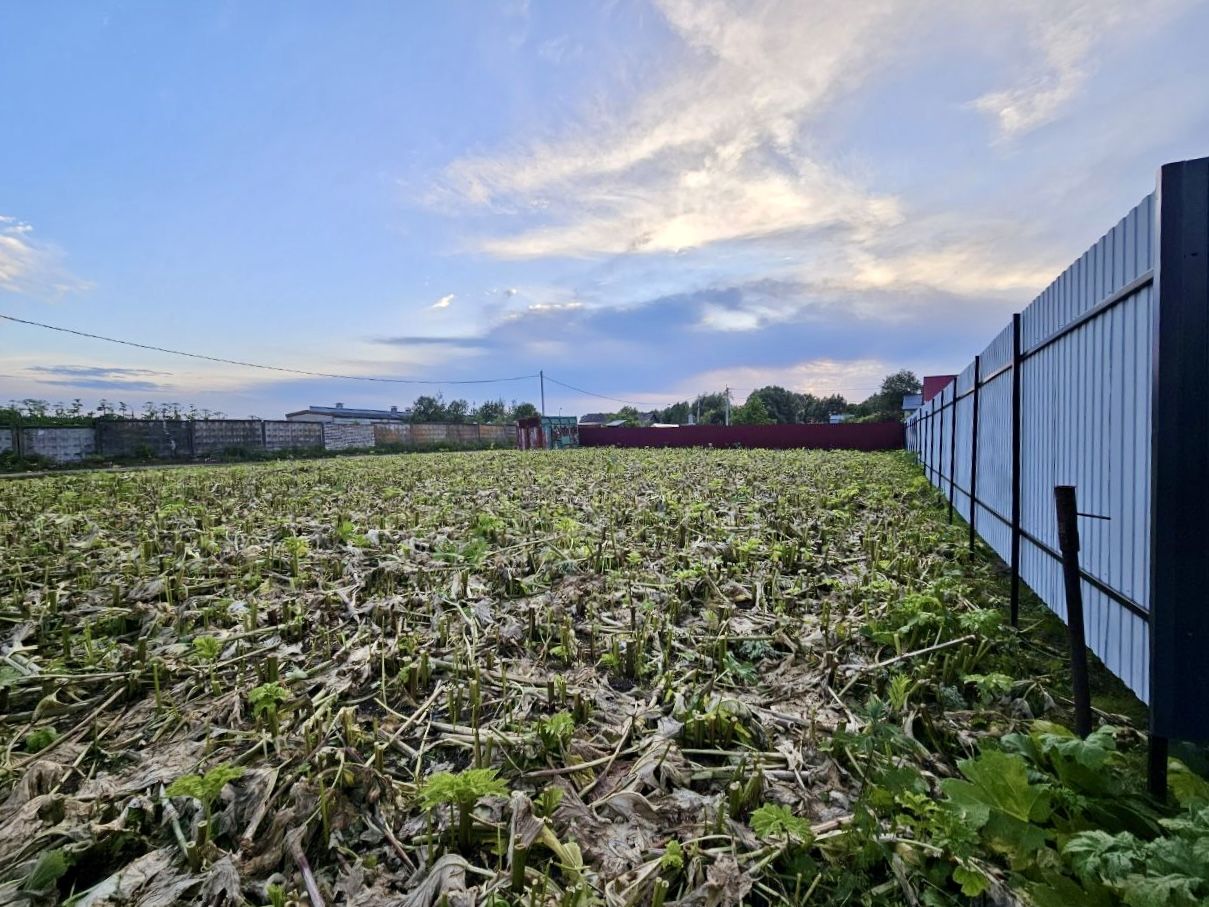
(543, 374, 670, 411)
(0, 313, 538, 386)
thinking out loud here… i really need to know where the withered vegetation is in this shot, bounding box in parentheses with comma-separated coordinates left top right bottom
(0, 450, 1165, 906)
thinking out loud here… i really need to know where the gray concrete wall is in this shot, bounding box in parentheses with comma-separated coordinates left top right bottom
(193, 420, 263, 455)
(96, 420, 192, 459)
(372, 424, 412, 446)
(322, 423, 375, 451)
(480, 423, 516, 446)
(2, 419, 514, 464)
(264, 420, 323, 451)
(19, 427, 96, 463)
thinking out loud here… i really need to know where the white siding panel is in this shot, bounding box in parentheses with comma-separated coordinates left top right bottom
(906, 191, 1155, 703)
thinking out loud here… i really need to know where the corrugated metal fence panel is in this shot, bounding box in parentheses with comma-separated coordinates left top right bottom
(955, 360, 976, 395)
(938, 381, 954, 504)
(1012, 194, 1155, 699)
(953, 384, 973, 521)
(578, 422, 906, 450)
(975, 366, 1013, 563)
(981, 323, 1014, 375)
(907, 190, 1157, 703)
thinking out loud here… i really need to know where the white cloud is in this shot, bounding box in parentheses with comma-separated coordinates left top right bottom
(0, 216, 90, 298)
(422, 0, 1193, 335)
(525, 301, 583, 313)
(435, 0, 908, 259)
(698, 303, 761, 332)
(970, 0, 1193, 139)
(431, 293, 455, 309)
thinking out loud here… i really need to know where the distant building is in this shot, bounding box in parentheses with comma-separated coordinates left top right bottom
(922, 375, 957, 402)
(518, 415, 579, 450)
(285, 403, 411, 424)
(903, 375, 957, 414)
(829, 413, 850, 424)
(578, 411, 658, 426)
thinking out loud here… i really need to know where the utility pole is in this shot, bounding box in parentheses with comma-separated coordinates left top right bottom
(724, 386, 731, 426)
(539, 370, 545, 417)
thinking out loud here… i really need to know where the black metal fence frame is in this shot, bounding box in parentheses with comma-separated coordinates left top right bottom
(909, 156, 1209, 756)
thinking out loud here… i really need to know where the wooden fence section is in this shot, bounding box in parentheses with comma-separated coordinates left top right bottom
(580, 422, 905, 450)
(907, 156, 1209, 746)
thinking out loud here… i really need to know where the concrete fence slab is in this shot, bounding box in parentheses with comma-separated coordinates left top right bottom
(322, 423, 375, 451)
(19, 427, 97, 462)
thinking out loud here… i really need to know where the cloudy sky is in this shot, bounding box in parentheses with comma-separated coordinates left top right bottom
(2, 1, 1207, 417)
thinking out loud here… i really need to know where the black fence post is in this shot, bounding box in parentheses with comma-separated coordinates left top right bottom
(1010, 312, 1023, 627)
(1149, 156, 1209, 796)
(931, 406, 938, 485)
(1054, 485, 1093, 738)
(969, 356, 981, 551)
(947, 390, 957, 523)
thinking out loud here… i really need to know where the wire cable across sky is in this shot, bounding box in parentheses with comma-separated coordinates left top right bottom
(0, 312, 538, 386)
(543, 374, 668, 411)
(2, 311, 871, 411)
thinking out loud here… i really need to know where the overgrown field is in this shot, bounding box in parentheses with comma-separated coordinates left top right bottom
(0, 450, 1203, 906)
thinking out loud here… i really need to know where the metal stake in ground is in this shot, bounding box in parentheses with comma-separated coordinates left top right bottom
(1054, 485, 1092, 738)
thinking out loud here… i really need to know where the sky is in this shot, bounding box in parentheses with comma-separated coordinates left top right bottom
(2, 0, 1207, 418)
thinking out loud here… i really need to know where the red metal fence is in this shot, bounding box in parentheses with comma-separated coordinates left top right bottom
(578, 422, 905, 451)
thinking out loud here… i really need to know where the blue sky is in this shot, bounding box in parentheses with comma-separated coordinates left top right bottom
(2, 0, 1207, 417)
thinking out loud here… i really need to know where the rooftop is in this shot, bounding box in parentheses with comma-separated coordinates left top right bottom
(286, 403, 411, 421)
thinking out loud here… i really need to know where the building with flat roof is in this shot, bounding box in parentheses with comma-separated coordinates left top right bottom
(285, 403, 411, 424)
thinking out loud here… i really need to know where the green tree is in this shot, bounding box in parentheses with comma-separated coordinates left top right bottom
(747, 386, 801, 423)
(445, 399, 470, 423)
(654, 401, 691, 424)
(474, 399, 507, 423)
(853, 370, 922, 422)
(733, 395, 774, 424)
(690, 392, 730, 425)
(879, 370, 921, 400)
(615, 406, 642, 426)
(510, 401, 540, 421)
(410, 395, 448, 422)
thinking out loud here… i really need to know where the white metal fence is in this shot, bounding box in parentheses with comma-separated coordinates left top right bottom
(907, 156, 1209, 746)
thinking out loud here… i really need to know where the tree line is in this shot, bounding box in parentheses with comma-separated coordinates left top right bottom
(406, 396, 538, 424)
(595, 370, 924, 426)
(2, 396, 541, 427)
(5, 371, 922, 429)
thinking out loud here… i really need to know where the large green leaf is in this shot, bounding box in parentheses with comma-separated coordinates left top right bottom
(1119, 873, 1202, 907)
(1064, 830, 1142, 884)
(944, 749, 1052, 825)
(1168, 760, 1209, 809)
